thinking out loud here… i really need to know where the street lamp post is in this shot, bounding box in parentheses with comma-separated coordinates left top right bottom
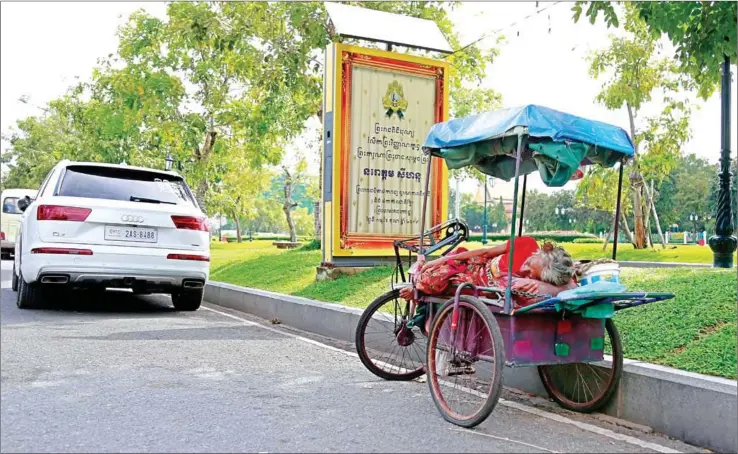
(708, 56, 737, 267)
(482, 177, 488, 245)
(689, 213, 698, 242)
(165, 153, 174, 172)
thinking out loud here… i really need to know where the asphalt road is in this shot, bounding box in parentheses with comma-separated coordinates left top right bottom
(0, 259, 702, 453)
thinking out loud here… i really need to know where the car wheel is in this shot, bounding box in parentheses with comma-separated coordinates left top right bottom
(16, 271, 43, 309)
(11, 262, 19, 292)
(171, 289, 203, 311)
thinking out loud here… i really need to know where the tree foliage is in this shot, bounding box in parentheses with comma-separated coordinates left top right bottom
(578, 4, 693, 248)
(3, 1, 501, 226)
(573, 1, 737, 98)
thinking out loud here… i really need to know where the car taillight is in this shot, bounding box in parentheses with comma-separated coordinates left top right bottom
(37, 205, 91, 222)
(167, 253, 210, 262)
(171, 215, 208, 231)
(0, 232, 5, 240)
(31, 247, 93, 255)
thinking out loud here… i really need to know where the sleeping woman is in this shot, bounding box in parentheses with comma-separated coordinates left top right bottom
(399, 237, 577, 305)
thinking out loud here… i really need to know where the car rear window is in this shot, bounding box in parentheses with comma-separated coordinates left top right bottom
(2, 197, 22, 214)
(58, 166, 196, 206)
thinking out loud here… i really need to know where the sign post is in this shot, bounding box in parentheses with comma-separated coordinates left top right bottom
(319, 43, 449, 270)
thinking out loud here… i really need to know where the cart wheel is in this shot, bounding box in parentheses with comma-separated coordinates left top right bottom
(355, 289, 426, 381)
(538, 318, 623, 413)
(426, 296, 505, 428)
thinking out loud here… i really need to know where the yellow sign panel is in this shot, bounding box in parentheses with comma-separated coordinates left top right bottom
(322, 43, 448, 262)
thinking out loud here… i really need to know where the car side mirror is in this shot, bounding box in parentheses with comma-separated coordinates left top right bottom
(17, 196, 31, 212)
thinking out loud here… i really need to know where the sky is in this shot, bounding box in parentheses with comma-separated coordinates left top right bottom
(1, 2, 736, 199)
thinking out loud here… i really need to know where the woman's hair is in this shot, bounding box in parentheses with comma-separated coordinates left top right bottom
(536, 242, 574, 286)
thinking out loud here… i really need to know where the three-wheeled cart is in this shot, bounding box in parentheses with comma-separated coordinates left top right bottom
(355, 105, 674, 426)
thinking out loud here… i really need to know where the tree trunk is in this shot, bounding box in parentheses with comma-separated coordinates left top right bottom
(282, 168, 298, 243)
(195, 180, 209, 213)
(619, 210, 636, 246)
(645, 180, 667, 248)
(603, 212, 617, 251)
(314, 201, 321, 241)
(644, 196, 653, 248)
(234, 215, 242, 243)
(284, 204, 297, 243)
(626, 103, 647, 249)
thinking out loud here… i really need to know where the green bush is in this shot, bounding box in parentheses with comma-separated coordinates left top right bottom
(223, 234, 311, 243)
(467, 231, 597, 243)
(300, 239, 321, 251)
(572, 237, 604, 244)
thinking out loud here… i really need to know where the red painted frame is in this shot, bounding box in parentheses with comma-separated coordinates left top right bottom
(338, 50, 446, 250)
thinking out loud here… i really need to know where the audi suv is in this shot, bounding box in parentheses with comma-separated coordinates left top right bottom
(12, 160, 210, 311)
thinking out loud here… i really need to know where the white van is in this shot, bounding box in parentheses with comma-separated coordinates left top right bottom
(1, 188, 37, 258)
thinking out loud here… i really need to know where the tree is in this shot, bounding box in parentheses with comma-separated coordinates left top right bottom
(281, 158, 309, 243)
(573, 1, 737, 99)
(3, 2, 503, 232)
(581, 4, 692, 248)
(209, 154, 271, 243)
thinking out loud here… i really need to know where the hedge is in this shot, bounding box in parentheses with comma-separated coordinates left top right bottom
(572, 237, 604, 244)
(467, 231, 597, 243)
(219, 235, 311, 243)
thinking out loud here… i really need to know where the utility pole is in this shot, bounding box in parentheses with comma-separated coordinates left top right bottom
(482, 177, 488, 245)
(708, 56, 737, 268)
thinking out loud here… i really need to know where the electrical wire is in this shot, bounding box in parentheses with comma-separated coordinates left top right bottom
(450, 1, 564, 56)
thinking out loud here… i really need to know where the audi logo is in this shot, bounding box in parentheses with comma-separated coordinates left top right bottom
(121, 215, 144, 223)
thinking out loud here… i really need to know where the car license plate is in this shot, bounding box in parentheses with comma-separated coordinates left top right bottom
(105, 225, 158, 243)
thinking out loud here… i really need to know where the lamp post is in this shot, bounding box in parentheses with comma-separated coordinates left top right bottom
(165, 153, 174, 172)
(708, 56, 737, 267)
(555, 205, 569, 229)
(689, 213, 698, 241)
(482, 177, 488, 245)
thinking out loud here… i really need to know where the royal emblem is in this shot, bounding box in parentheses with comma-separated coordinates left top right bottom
(382, 80, 408, 119)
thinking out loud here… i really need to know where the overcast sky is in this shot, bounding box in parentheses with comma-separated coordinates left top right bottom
(2, 2, 735, 197)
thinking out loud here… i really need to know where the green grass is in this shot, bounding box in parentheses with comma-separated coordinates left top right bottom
(210, 242, 737, 379)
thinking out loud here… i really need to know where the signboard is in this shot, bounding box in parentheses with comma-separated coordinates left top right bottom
(321, 43, 448, 264)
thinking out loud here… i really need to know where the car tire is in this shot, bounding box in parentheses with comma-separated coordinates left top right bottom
(16, 271, 43, 309)
(171, 289, 203, 311)
(11, 262, 19, 292)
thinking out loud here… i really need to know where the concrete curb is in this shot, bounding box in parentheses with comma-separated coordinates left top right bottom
(204, 281, 737, 453)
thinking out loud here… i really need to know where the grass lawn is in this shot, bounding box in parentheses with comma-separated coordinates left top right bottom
(210, 241, 737, 379)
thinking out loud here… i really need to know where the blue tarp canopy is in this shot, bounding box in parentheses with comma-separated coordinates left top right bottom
(422, 105, 635, 186)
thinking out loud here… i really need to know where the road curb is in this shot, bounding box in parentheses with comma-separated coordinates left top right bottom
(204, 281, 737, 453)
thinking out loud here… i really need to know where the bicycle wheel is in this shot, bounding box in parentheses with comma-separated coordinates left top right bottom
(355, 289, 426, 381)
(426, 296, 505, 428)
(538, 318, 623, 413)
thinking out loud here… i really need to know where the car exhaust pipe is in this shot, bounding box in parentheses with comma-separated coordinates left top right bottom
(40, 275, 69, 284)
(182, 279, 204, 289)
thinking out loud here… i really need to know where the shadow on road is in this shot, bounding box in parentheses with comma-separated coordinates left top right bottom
(1, 286, 178, 325)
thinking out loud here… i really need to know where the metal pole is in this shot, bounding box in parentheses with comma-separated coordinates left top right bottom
(708, 55, 737, 268)
(482, 177, 488, 245)
(518, 174, 528, 237)
(504, 133, 524, 314)
(418, 156, 434, 257)
(454, 177, 460, 219)
(613, 160, 625, 260)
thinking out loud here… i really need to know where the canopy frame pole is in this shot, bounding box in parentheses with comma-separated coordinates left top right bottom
(504, 130, 526, 314)
(518, 174, 528, 237)
(612, 159, 625, 260)
(418, 155, 434, 258)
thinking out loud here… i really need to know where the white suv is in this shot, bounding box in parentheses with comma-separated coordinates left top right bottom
(12, 160, 210, 311)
